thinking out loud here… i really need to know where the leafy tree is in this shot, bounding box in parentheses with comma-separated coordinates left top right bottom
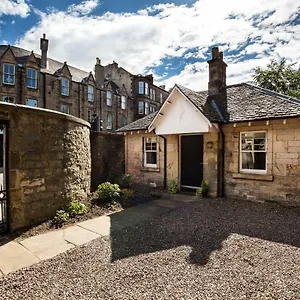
(253, 59, 300, 99)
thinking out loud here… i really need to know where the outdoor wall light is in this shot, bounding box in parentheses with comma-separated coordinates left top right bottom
(207, 141, 213, 149)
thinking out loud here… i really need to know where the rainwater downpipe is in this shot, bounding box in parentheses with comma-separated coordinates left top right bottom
(158, 134, 167, 189)
(219, 123, 225, 198)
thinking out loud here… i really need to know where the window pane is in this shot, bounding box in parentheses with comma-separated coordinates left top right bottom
(139, 82, 144, 94)
(138, 101, 144, 114)
(26, 99, 37, 107)
(146, 152, 157, 165)
(145, 82, 149, 95)
(242, 152, 266, 170)
(145, 102, 149, 115)
(88, 85, 94, 101)
(107, 91, 112, 106)
(145, 143, 151, 151)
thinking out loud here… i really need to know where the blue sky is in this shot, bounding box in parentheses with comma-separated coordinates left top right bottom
(0, 0, 299, 90)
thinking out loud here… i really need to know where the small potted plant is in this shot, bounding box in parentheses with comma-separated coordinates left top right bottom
(201, 180, 208, 197)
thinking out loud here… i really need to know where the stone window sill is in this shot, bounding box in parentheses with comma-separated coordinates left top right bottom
(140, 167, 160, 173)
(232, 173, 273, 181)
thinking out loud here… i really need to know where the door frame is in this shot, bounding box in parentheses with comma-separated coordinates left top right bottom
(179, 133, 204, 189)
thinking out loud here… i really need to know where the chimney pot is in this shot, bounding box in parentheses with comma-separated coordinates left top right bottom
(212, 47, 219, 59)
(96, 57, 101, 65)
(40, 33, 49, 68)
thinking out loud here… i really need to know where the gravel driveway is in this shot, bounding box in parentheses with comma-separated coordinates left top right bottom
(1, 198, 300, 299)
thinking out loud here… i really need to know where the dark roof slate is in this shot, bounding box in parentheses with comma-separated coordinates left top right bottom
(116, 112, 157, 132)
(0, 45, 89, 82)
(118, 82, 300, 131)
(177, 83, 300, 123)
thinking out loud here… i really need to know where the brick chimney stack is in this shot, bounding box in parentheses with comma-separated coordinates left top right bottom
(207, 47, 227, 96)
(95, 57, 104, 87)
(40, 33, 49, 68)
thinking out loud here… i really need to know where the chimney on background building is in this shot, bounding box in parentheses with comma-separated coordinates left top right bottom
(40, 33, 49, 68)
(95, 57, 104, 87)
(207, 47, 227, 96)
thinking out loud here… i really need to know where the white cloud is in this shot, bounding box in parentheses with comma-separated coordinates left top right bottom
(0, 0, 30, 18)
(67, 0, 99, 16)
(15, 0, 300, 90)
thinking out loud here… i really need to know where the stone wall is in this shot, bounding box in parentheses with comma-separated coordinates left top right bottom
(0, 102, 91, 231)
(223, 118, 300, 205)
(91, 132, 125, 190)
(125, 132, 165, 187)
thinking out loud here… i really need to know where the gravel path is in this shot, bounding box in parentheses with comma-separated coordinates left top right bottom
(1, 198, 300, 299)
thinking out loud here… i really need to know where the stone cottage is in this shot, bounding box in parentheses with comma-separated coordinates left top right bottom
(117, 47, 300, 206)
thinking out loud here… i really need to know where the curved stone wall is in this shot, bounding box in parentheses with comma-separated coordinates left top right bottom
(0, 103, 91, 231)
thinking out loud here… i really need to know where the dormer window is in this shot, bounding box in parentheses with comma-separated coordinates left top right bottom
(27, 68, 37, 89)
(88, 85, 94, 102)
(61, 78, 69, 96)
(106, 91, 112, 106)
(121, 95, 126, 109)
(3, 63, 15, 85)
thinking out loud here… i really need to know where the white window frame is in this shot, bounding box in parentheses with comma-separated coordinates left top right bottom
(88, 85, 94, 102)
(60, 104, 70, 114)
(121, 95, 126, 110)
(106, 91, 112, 106)
(138, 101, 144, 114)
(26, 99, 38, 107)
(2, 96, 15, 103)
(3, 63, 15, 85)
(240, 131, 267, 174)
(144, 137, 157, 168)
(61, 78, 70, 96)
(145, 82, 149, 95)
(26, 68, 37, 89)
(107, 112, 112, 129)
(138, 81, 144, 94)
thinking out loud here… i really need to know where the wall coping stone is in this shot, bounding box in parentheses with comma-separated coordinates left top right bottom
(0, 102, 90, 128)
(232, 173, 274, 182)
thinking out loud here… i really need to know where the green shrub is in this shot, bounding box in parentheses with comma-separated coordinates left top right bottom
(97, 182, 121, 203)
(119, 173, 134, 188)
(195, 188, 203, 200)
(201, 180, 208, 197)
(120, 189, 134, 208)
(121, 188, 134, 200)
(168, 179, 179, 194)
(67, 201, 87, 217)
(52, 209, 69, 227)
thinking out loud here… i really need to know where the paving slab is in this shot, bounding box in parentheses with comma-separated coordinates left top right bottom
(63, 225, 100, 246)
(20, 230, 74, 261)
(0, 241, 40, 275)
(78, 215, 124, 236)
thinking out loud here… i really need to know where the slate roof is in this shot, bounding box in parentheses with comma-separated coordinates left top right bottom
(116, 112, 158, 132)
(117, 82, 300, 131)
(176, 83, 300, 123)
(0, 45, 90, 82)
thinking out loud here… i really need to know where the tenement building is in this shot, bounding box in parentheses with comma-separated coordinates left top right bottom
(0, 34, 169, 131)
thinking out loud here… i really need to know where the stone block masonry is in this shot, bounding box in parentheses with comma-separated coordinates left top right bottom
(0, 102, 91, 231)
(91, 132, 125, 190)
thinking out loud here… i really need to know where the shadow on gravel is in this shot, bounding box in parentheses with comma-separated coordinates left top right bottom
(110, 198, 300, 265)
